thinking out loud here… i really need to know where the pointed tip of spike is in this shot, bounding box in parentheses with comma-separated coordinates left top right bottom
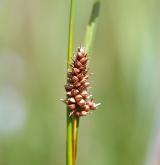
(94, 103, 101, 110)
(69, 111, 74, 117)
(96, 103, 101, 107)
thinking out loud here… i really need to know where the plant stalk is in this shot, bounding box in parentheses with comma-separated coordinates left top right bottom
(73, 116, 77, 165)
(66, 0, 75, 165)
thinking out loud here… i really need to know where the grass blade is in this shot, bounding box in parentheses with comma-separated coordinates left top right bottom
(85, 1, 101, 52)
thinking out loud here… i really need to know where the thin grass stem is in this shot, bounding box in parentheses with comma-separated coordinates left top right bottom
(73, 116, 77, 165)
(66, 0, 75, 165)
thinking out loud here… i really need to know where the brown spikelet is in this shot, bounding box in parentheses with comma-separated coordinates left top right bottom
(63, 46, 100, 117)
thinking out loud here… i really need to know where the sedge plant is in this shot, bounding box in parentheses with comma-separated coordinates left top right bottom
(62, 1, 101, 165)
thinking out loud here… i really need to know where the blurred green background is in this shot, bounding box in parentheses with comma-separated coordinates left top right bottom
(0, 0, 160, 165)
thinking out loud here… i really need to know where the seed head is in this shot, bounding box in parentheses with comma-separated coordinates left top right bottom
(62, 46, 100, 117)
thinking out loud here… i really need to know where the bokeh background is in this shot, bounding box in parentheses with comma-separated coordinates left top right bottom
(0, 0, 160, 165)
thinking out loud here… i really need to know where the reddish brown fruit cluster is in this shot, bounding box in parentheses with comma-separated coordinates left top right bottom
(62, 46, 100, 117)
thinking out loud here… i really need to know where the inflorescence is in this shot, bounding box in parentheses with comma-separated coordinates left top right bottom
(62, 46, 100, 117)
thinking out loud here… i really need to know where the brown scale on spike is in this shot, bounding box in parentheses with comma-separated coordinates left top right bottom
(63, 46, 100, 117)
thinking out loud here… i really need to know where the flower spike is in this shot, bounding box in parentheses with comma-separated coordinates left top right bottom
(63, 46, 100, 117)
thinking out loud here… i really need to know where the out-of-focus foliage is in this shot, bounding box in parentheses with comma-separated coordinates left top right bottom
(0, 0, 160, 165)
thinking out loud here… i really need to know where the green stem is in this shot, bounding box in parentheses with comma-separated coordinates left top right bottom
(75, 117, 79, 156)
(66, 110, 73, 165)
(66, 0, 75, 165)
(67, 0, 75, 69)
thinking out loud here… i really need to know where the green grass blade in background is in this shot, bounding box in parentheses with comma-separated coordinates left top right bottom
(84, 1, 101, 52)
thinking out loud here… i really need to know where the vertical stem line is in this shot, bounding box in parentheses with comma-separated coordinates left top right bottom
(66, 111, 73, 165)
(67, 0, 75, 69)
(73, 116, 77, 165)
(75, 116, 80, 157)
(66, 0, 75, 165)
